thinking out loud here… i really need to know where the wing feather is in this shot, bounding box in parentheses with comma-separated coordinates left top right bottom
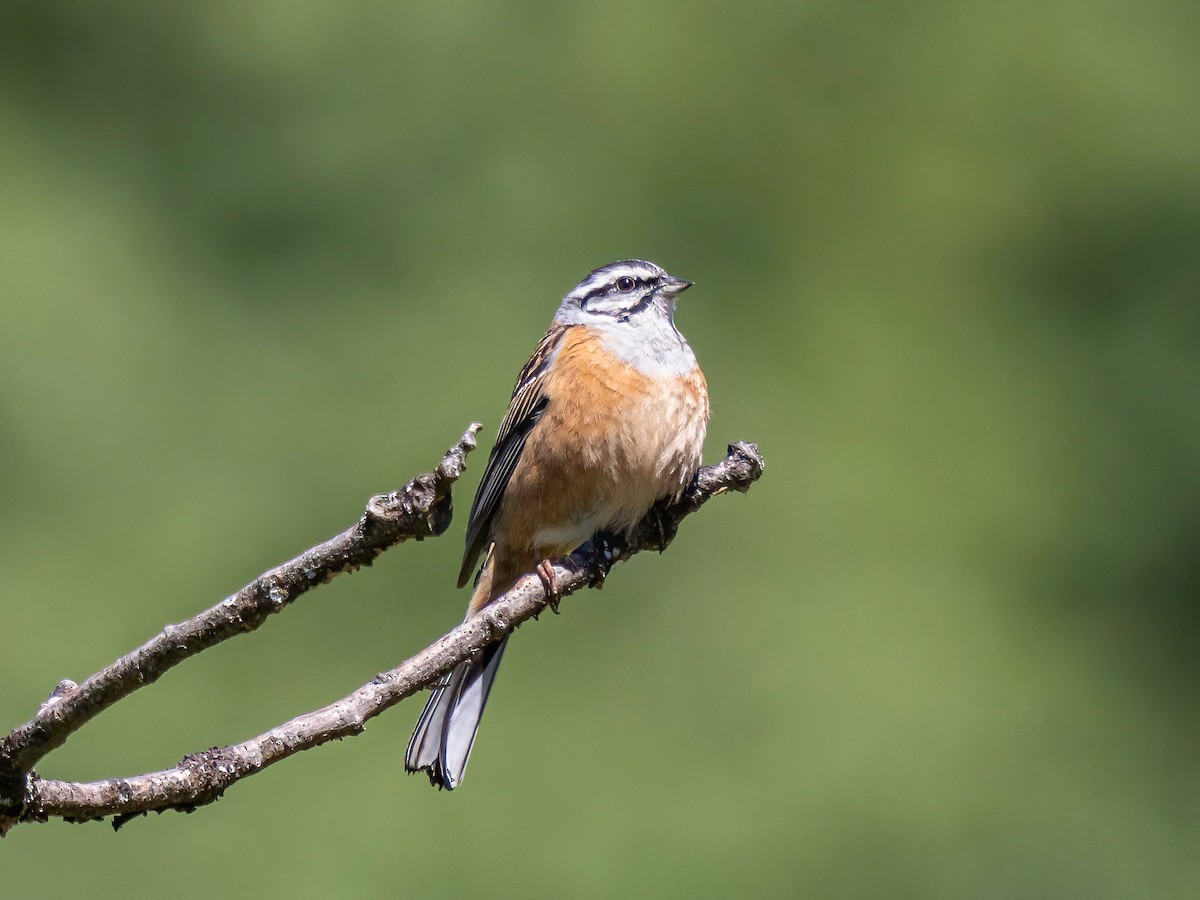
(457, 325, 568, 587)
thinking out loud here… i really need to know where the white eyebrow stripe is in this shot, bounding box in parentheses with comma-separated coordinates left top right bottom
(569, 261, 665, 302)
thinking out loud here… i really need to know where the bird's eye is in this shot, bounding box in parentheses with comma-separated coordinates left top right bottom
(615, 276, 637, 293)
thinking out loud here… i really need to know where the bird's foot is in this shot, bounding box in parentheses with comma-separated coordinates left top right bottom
(586, 532, 620, 588)
(646, 502, 677, 552)
(536, 559, 561, 613)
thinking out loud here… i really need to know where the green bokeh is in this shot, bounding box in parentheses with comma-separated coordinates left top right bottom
(2, 2, 1198, 896)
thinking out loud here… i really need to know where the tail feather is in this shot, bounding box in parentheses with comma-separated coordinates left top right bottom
(404, 636, 508, 789)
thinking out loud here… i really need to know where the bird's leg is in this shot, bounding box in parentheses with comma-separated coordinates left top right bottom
(536, 559, 561, 613)
(585, 530, 621, 589)
(646, 501, 677, 552)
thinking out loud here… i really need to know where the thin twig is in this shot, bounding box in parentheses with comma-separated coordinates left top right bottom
(0, 424, 482, 828)
(2, 438, 763, 833)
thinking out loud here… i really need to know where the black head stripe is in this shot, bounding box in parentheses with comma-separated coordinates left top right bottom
(584, 285, 664, 320)
(579, 273, 662, 309)
(619, 287, 662, 319)
(567, 260, 669, 317)
(586, 258, 661, 280)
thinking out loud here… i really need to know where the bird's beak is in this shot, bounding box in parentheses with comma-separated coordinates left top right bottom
(661, 276, 694, 295)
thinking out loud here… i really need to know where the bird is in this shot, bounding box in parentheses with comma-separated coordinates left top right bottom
(404, 259, 709, 789)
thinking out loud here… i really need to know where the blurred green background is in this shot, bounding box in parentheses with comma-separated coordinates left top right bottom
(2, 1, 1198, 896)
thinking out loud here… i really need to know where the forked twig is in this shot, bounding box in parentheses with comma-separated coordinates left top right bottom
(0, 428, 763, 834)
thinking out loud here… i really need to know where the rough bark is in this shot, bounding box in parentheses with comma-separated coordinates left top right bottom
(0, 430, 763, 835)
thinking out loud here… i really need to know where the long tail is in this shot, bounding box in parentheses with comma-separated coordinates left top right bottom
(404, 635, 508, 789)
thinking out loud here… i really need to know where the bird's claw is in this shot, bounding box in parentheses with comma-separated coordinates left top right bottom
(587, 532, 619, 588)
(536, 559, 561, 613)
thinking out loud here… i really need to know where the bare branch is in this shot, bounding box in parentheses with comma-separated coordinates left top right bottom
(0, 424, 482, 826)
(2, 438, 763, 833)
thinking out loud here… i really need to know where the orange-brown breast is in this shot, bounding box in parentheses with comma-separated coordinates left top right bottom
(481, 326, 708, 601)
